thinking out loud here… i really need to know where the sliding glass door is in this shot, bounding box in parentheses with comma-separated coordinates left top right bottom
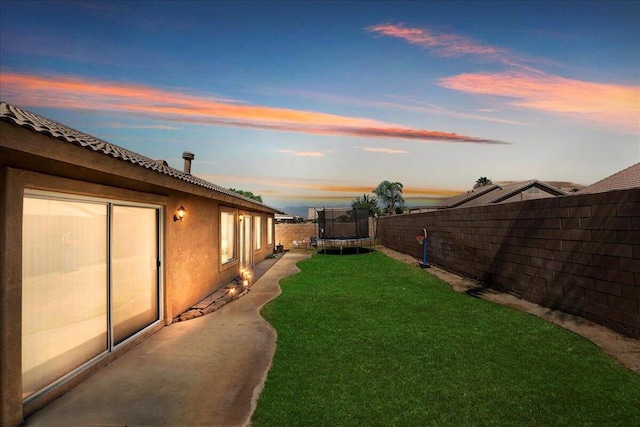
(22, 197, 108, 399)
(22, 193, 161, 400)
(111, 206, 159, 345)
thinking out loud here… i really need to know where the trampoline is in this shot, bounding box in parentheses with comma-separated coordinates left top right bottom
(316, 208, 373, 254)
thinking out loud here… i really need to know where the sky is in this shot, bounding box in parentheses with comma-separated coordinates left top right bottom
(1, 1, 639, 214)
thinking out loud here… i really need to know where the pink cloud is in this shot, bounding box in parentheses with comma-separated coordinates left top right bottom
(278, 150, 325, 157)
(366, 23, 548, 75)
(366, 23, 638, 131)
(439, 72, 640, 131)
(367, 23, 501, 58)
(102, 122, 181, 130)
(362, 147, 407, 154)
(0, 72, 506, 144)
(272, 88, 527, 125)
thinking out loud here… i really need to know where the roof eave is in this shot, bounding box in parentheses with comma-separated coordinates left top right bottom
(0, 102, 282, 214)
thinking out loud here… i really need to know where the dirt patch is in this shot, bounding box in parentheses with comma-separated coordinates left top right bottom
(376, 246, 640, 374)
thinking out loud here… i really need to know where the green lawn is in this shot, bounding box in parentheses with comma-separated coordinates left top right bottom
(252, 251, 640, 426)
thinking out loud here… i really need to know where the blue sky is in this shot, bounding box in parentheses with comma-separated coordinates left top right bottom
(1, 1, 638, 212)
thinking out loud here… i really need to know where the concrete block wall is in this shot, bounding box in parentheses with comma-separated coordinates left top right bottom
(276, 218, 377, 250)
(377, 188, 640, 338)
(275, 223, 317, 249)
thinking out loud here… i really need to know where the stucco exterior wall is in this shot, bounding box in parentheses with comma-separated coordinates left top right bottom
(166, 195, 222, 319)
(0, 167, 23, 426)
(164, 198, 274, 319)
(376, 189, 640, 339)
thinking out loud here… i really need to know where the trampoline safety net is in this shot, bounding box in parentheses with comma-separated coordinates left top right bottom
(317, 208, 369, 239)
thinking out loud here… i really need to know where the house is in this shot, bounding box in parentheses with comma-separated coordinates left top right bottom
(410, 180, 567, 212)
(0, 102, 280, 426)
(578, 162, 640, 194)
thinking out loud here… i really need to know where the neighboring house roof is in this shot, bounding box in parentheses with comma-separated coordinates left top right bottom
(468, 180, 566, 206)
(274, 214, 304, 223)
(579, 163, 640, 194)
(0, 102, 281, 213)
(433, 180, 567, 210)
(432, 184, 499, 209)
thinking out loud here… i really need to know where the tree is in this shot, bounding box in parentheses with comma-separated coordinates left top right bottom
(373, 180, 405, 215)
(351, 194, 381, 217)
(229, 188, 263, 203)
(474, 177, 493, 188)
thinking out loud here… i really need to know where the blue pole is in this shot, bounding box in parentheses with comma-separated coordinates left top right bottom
(423, 237, 428, 266)
(420, 229, 430, 268)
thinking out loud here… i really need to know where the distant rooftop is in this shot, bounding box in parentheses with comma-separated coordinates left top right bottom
(420, 180, 567, 211)
(579, 163, 640, 194)
(433, 184, 499, 209)
(474, 180, 565, 205)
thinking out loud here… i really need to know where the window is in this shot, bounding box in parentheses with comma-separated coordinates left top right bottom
(221, 211, 236, 264)
(22, 193, 161, 400)
(255, 216, 262, 250)
(528, 187, 540, 194)
(267, 217, 273, 245)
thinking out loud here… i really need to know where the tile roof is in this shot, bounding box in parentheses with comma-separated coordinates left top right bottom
(465, 180, 565, 206)
(0, 102, 280, 212)
(433, 184, 499, 209)
(434, 180, 566, 210)
(579, 162, 640, 194)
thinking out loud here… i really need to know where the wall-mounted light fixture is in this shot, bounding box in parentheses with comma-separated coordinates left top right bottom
(239, 213, 244, 221)
(174, 205, 186, 222)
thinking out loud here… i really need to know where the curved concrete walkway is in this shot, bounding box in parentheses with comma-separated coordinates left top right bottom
(25, 251, 310, 427)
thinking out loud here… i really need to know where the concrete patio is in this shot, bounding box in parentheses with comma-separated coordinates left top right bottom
(24, 251, 310, 427)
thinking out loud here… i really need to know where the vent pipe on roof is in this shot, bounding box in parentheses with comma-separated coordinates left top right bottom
(182, 151, 195, 174)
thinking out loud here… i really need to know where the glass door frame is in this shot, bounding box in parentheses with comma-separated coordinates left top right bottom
(109, 203, 163, 351)
(22, 190, 164, 403)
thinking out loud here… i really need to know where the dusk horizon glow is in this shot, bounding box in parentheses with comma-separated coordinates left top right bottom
(1, 1, 638, 214)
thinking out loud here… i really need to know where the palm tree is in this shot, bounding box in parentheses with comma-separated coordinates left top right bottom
(474, 177, 493, 188)
(351, 194, 381, 217)
(373, 180, 405, 215)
